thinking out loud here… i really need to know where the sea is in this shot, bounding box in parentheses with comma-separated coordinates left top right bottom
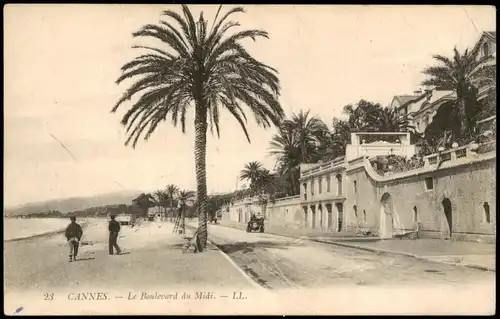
(4, 218, 79, 241)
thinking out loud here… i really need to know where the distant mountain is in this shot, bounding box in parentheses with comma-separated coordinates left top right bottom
(4, 190, 142, 217)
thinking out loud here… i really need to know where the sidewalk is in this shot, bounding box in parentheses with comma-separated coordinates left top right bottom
(330, 239, 496, 272)
(219, 220, 496, 272)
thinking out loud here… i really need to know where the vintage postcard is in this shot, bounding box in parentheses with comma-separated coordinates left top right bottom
(3, 4, 496, 315)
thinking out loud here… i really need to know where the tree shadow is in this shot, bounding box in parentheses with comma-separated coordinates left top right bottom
(217, 241, 303, 255)
(117, 252, 131, 255)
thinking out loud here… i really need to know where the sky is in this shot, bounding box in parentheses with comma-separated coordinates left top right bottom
(3, 4, 495, 207)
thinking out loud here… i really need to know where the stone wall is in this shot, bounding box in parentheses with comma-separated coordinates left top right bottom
(266, 196, 303, 229)
(223, 149, 496, 243)
(344, 152, 496, 243)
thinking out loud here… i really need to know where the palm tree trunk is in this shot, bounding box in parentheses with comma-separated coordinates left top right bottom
(457, 96, 468, 137)
(194, 103, 208, 250)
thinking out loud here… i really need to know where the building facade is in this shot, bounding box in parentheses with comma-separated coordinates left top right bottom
(223, 139, 496, 243)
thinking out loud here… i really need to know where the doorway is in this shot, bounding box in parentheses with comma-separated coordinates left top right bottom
(442, 198, 453, 237)
(311, 205, 316, 229)
(318, 204, 323, 229)
(379, 193, 394, 239)
(303, 206, 308, 228)
(326, 204, 333, 230)
(335, 203, 343, 232)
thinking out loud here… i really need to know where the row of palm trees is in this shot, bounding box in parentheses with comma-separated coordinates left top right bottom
(238, 103, 415, 198)
(112, 5, 495, 251)
(239, 44, 496, 199)
(132, 185, 196, 220)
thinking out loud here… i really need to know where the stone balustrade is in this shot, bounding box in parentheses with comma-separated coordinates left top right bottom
(423, 144, 478, 167)
(301, 157, 345, 178)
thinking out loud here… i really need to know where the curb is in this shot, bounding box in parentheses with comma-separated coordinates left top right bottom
(219, 223, 496, 273)
(209, 241, 265, 290)
(184, 224, 265, 290)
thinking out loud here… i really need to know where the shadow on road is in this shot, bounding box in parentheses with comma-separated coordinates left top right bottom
(166, 243, 220, 252)
(216, 240, 303, 255)
(74, 257, 95, 261)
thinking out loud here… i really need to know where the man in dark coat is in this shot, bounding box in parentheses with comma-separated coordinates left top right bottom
(108, 215, 122, 255)
(65, 216, 83, 262)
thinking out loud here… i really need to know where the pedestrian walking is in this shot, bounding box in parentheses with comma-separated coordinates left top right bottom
(108, 215, 122, 255)
(65, 216, 83, 262)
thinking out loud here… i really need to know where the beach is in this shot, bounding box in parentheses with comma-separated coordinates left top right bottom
(3, 218, 97, 241)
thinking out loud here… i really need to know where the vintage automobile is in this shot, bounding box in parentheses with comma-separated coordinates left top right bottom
(246, 214, 265, 233)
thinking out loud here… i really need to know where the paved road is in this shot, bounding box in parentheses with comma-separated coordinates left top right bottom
(197, 223, 495, 290)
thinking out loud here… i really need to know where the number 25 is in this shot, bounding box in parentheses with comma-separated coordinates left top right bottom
(44, 293, 54, 301)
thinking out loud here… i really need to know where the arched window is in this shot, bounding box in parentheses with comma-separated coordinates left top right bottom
(483, 202, 491, 223)
(353, 205, 358, 218)
(336, 174, 342, 196)
(363, 210, 367, 223)
(413, 206, 418, 223)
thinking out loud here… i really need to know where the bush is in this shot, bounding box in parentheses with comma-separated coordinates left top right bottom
(373, 155, 425, 175)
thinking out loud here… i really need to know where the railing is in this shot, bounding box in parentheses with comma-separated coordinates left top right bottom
(301, 157, 345, 177)
(268, 195, 301, 206)
(423, 144, 479, 167)
(346, 143, 416, 161)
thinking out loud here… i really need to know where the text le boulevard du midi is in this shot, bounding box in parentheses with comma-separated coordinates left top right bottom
(43, 291, 248, 301)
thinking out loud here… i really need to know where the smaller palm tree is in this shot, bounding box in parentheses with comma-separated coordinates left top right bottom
(283, 110, 329, 163)
(366, 107, 415, 133)
(268, 125, 302, 195)
(132, 193, 156, 218)
(421, 45, 494, 136)
(239, 161, 266, 190)
(331, 118, 352, 155)
(177, 190, 197, 233)
(165, 184, 179, 220)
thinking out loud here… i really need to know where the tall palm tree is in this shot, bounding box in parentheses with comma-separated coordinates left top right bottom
(165, 184, 179, 220)
(422, 45, 494, 136)
(112, 5, 284, 249)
